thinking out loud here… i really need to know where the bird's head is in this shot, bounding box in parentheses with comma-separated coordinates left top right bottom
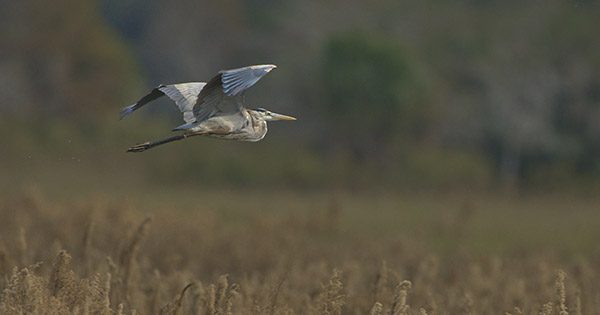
(251, 108, 296, 122)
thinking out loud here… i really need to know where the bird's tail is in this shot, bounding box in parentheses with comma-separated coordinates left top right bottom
(126, 134, 188, 152)
(120, 104, 138, 120)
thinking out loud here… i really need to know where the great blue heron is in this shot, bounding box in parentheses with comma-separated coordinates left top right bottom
(120, 64, 296, 152)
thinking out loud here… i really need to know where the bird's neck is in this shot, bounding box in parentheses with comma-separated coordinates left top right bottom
(248, 112, 268, 139)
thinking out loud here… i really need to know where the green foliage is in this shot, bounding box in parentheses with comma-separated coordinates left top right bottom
(1, 0, 143, 117)
(319, 31, 426, 157)
(4, 0, 600, 189)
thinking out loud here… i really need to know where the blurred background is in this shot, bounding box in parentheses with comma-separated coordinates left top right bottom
(1, 0, 600, 252)
(2, 1, 600, 313)
(2, 0, 600, 194)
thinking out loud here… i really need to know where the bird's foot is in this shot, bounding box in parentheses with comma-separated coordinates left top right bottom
(126, 142, 151, 153)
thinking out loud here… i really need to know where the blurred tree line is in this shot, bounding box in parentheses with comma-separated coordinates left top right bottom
(2, 0, 600, 190)
(0, 0, 143, 116)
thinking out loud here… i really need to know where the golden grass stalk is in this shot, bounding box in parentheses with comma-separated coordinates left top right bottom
(159, 282, 194, 315)
(370, 301, 383, 315)
(266, 277, 286, 315)
(16, 228, 27, 266)
(556, 269, 569, 315)
(196, 275, 240, 315)
(216, 274, 229, 310)
(314, 268, 345, 315)
(49, 250, 77, 310)
(224, 283, 239, 315)
(203, 283, 216, 315)
(539, 302, 553, 315)
(373, 260, 388, 304)
(82, 221, 95, 275)
(102, 273, 112, 315)
(391, 280, 412, 315)
(190, 280, 205, 315)
(149, 270, 162, 313)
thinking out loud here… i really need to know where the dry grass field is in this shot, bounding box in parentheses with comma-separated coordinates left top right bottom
(1, 187, 599, 314)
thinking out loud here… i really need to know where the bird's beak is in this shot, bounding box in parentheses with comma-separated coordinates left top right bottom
(270, 112, 296, 121)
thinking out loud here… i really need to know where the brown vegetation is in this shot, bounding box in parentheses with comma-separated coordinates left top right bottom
(0, 190, 598, 314)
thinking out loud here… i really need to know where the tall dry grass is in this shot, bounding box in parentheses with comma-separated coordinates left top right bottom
(0, 190, 598, 314)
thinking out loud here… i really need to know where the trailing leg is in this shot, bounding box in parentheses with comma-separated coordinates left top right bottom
(127, 133, 191, 152)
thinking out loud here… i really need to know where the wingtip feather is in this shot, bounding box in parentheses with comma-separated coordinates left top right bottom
(119, 104, 137, 120)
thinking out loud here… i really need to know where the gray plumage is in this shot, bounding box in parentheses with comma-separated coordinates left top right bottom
(120, 64, 296, 152)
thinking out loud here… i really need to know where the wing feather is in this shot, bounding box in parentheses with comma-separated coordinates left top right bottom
(120, 82, 206, 123)
(159, 82, 206, 123)
(120, 87, 165, 120)
(221, 64, 276, 96)
(192, 64, 276, 122)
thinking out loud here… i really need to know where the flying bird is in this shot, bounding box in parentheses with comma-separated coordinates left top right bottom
(120, 64, 296, 152)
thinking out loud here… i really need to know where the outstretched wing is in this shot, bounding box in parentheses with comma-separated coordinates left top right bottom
(158, 83, 206, 123)
(192, 64, 276, 122)
(221, 64, 277, 96)
(120, 82, 206, 123)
